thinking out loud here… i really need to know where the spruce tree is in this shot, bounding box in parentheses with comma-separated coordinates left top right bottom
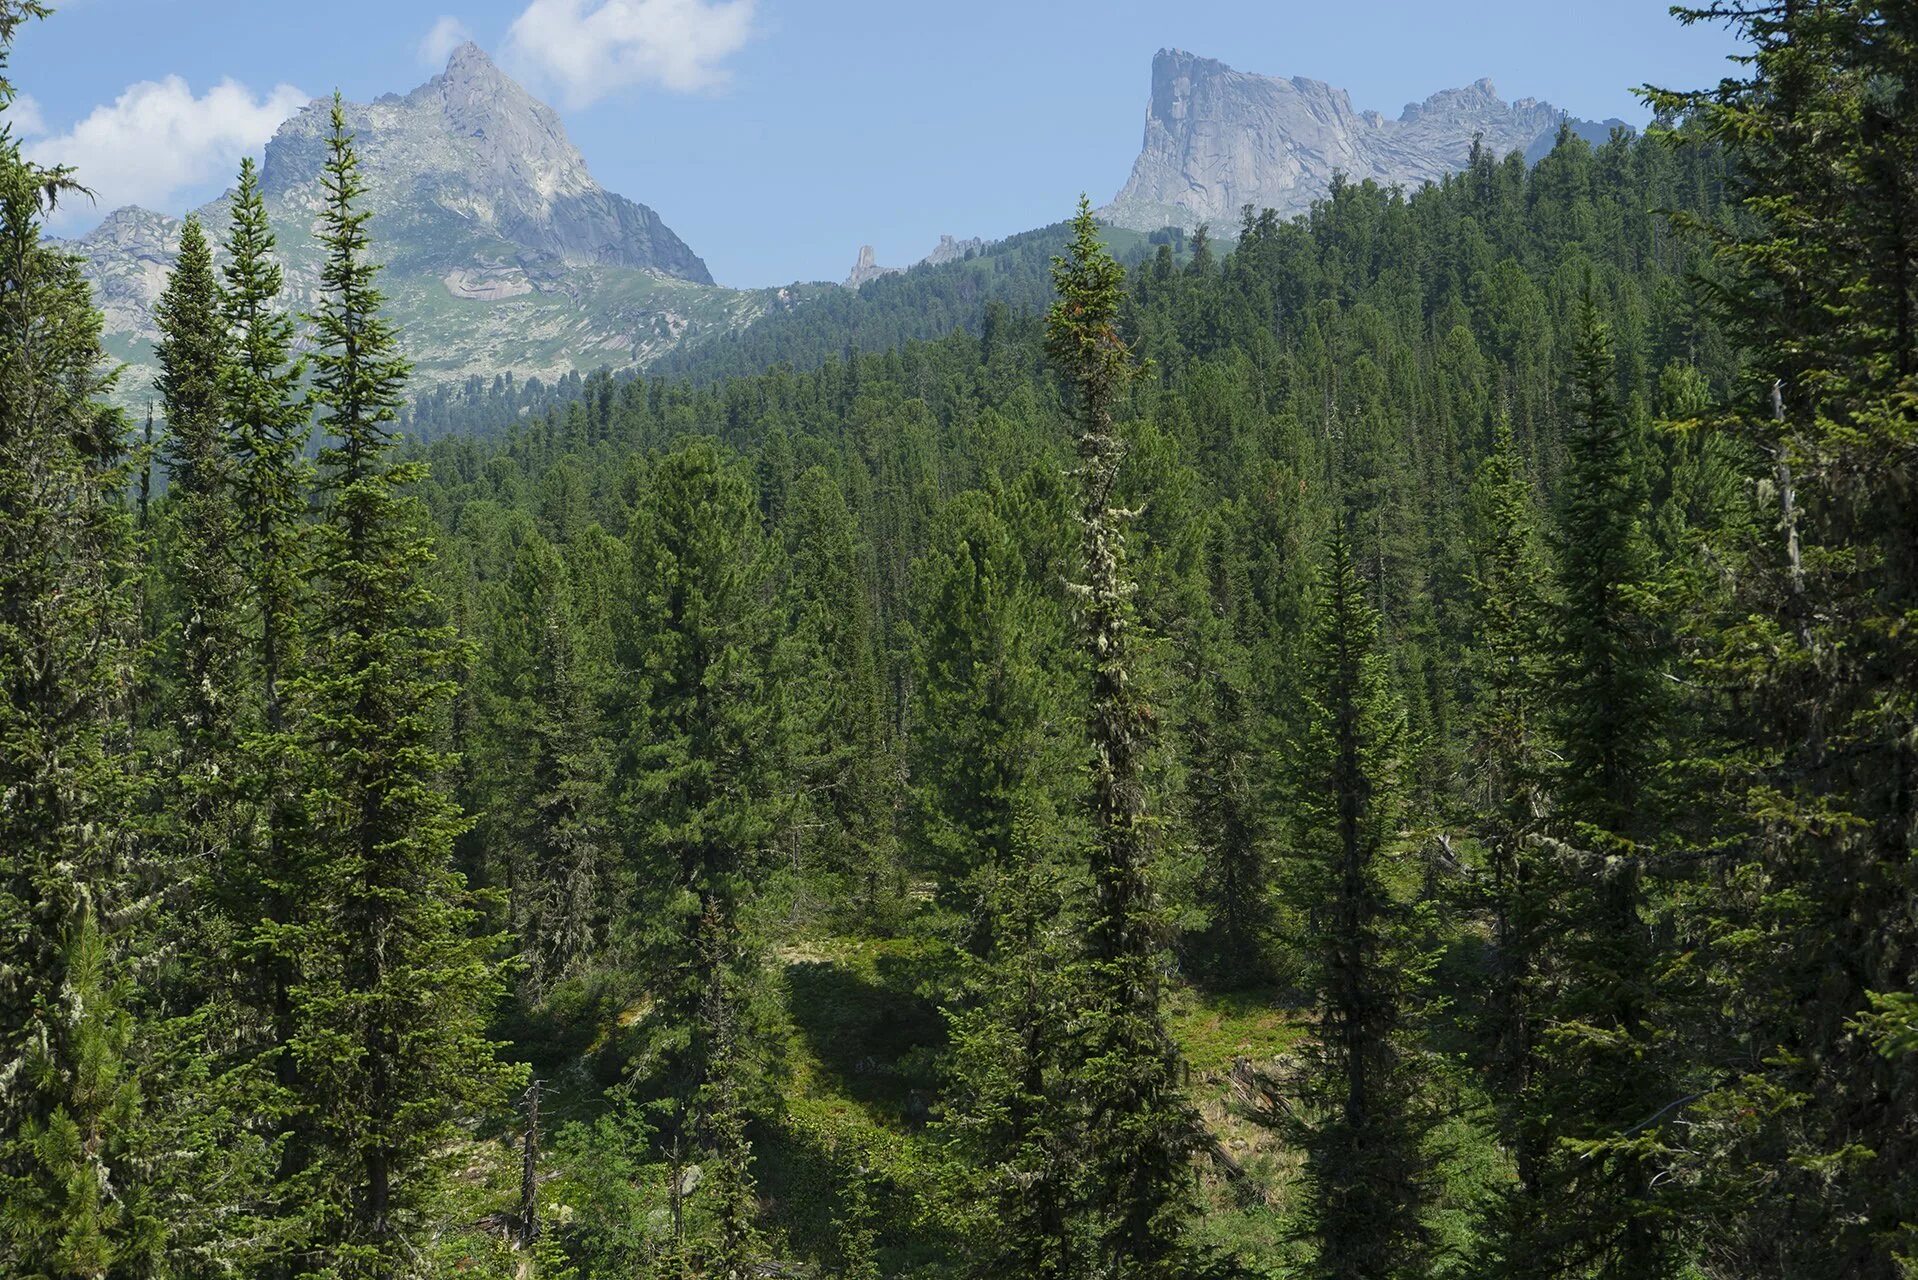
(218, 152, 310, 1132)
(1499, 291, 1678, 1280)
(282, 97, 516, 1275)
(154, 215, 249, 878)
(909, 491, 1062, 955)
(493, 533, 610, 1001)
(1046, 195, 1200, 1276)
(782, 465, 897, 921)
(221, 155, 308, 738)
(1290, 522, 1432, 1280)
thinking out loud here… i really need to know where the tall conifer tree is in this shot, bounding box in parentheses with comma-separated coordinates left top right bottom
(1500, 292, 1678, 1280)
(282, 97, 515, 1276)
(1046, 195, 1200, 1276)
(1650, 6, 1918, 1274)
(617, 439, 783, 1278)
(1290, 522, 1432, 1280)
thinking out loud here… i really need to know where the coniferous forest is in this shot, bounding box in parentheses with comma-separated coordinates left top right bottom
(5, 2, 1918, 1277)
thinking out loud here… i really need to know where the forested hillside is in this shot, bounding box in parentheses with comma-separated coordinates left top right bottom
(3, 2, 1915, 1279)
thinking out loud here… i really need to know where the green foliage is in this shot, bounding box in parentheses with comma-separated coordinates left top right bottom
(0, 53, 151, 1272)
(1287, 523, 1434, 1280)
(277, 98, 519, 1275)
(19, 3, 1918, 1274)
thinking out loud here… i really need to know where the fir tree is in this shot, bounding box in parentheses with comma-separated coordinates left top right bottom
(281, 97, 516, 1276)
(1500, 291, 1679, 1280)
(1047, 195, 1200, 1276)
(1290, 522, 1433, 1280)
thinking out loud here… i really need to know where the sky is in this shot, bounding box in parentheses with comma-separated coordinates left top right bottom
(13, 0, 1746, 288)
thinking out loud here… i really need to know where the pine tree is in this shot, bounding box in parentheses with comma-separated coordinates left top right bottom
(616, 439, 782, 1276)
(1046, 195, 1200, 1276)
(281, 97, 516, 1275)
(1289, 522, 1433, 1280)
(0, 36, 157, 1272)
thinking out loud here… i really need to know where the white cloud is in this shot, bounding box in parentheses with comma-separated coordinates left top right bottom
(8, 92, 44, 137)
(26, 77, 307, 227)
(506, 0, 755, 106)
(420, 15, 475, 67)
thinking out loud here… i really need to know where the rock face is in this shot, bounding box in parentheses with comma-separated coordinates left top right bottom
(922, 234, 984, 267)
(845, 245, 900, 289)
(1104, 49, 1625, 231)
(841, 234, 991, 289)
(258, 43, 711, 283)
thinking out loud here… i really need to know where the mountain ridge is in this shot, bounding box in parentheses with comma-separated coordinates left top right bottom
(1103, 48, 1628, 231)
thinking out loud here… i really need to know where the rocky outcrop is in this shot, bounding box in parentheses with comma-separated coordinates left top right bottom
(1104, 49, 1626, 231)
(67, 207, 183, 340)
(845, 245, 901, 289)
(922, 234, 984, 267)
(841, 234, 991, 288)
(249, 42, 710, 284)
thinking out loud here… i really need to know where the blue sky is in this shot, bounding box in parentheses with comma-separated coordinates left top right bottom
(15, 0, 1744, 287)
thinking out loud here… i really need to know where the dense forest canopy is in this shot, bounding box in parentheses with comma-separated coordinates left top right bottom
(2, 2, 1915, 1278)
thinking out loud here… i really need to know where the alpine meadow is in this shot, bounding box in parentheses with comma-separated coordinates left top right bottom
(4, 1, 1918, 1278)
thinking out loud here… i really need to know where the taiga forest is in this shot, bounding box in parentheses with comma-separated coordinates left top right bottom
(3, 1, 1916, 1277)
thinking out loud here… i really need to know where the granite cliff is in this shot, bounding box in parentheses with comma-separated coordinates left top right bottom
(1104, 48, 1625, 231)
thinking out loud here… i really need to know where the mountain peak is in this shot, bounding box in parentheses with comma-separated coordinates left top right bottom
(446, 40, 497, 76)
(1106, 51, 1588, 231)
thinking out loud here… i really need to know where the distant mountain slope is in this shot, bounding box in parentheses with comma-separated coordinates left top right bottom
(1104, 48, 1627, 231)
(653, 221, 1159, 385)
(66, 44, 819, 405)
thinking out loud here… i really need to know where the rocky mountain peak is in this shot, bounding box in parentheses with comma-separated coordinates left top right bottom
(1105, 49, 1621, 232)
(254, 45, 710, 283)
(442, 40, 511, 91)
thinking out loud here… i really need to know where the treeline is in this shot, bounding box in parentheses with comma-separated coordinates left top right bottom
(4, 4, 1917, 1280)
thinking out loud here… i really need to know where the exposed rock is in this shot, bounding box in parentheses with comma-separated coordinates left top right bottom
(842, 234, 991, 288)
(66, 206, 183, 340)
(1104, 49, 1629, 231)
(62, 42, 777, 403)
(442, 265, 535, 301)
(844, 244, 901, 289)
(922, 234, 984, 267)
